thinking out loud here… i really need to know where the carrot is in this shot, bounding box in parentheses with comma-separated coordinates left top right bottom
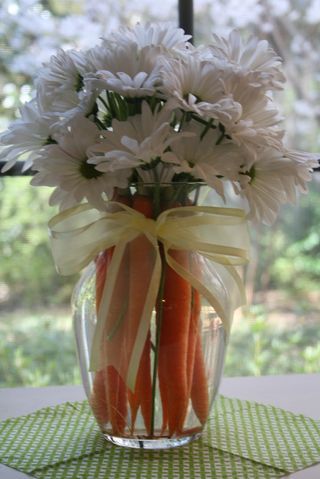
(102, 193, 133, 436)
(95, 249, 111, 310)
(126, 193, 153, 435)
(186, 252, 208, 428)
(100, 246, 129, 436)
(105, 365, 128, 435)
(157, 311, 169, 434)
(190, 332, 209, 425)
(89, 250, 113, 427)
(159, 249, 192, 436)
(127, 330, 152, 434)
(89, 369, 109, 426)
(187, 288, 202, 394)
(91, 192, 132, 436)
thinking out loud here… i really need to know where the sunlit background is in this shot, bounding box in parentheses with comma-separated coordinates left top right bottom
(0, 0, 319, 387)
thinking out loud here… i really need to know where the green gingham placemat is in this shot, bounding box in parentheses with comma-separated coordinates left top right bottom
(0, 396, 319, 479)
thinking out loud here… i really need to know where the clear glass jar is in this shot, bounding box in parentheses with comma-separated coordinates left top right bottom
(72, 183, 227, 449)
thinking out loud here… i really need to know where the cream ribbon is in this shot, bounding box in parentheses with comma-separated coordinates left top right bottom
(49, 201, 250, 390)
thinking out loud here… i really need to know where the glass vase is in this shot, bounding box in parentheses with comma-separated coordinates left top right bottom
(72, 183, 228, 449)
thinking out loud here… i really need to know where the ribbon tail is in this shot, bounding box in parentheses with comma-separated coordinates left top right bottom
(89, 240, 128, 372)
(126, 236, 162, 391)
(164, 248, 245, 337)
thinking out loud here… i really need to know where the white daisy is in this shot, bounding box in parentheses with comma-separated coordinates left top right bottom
(88, 101, 182, 173)
(86, 43, 162, 98)
(222, 74, 284, 160)
(238, 148, 307, 225)
(168, 122, 244, 198)
(136, 162, 175, 184)
(36, 49, 96, 119)
(31, 115, 128, 210)
(108, 22, 192, 51)
(159, 54, 242, 123)
(208, 30, 286, 90)
(0, 99, 57, 172)
(283, 148, 319, 195)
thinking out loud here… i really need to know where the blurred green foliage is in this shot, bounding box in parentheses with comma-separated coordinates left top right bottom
(0, 310, 80, 387)
(0, 177, 320, 387)
(0, 176, 319, 387)
(253, 180, 320, 292)
(0, 304, 319, 387)
(0, 177, 76, 308)
(226, 305, 320, 377)
(0, 1, 319, 388)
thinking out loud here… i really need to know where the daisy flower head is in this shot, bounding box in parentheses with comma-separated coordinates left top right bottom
(107, 22, 192, 52)
(31, 115, 127, 211)
(159, 54, 242, 124)
(88, 101, 184, 180)
(85, 42, 163, 99)
(168, 120, 245, 198)
(36, 49, 96, 120)
(208, 30, 286, 90)
(136, 162, 176, 185)
(0, 99, 57, 173)
(283, 148, 319, 194)
(221, 73, 284, 160)
(0, 21, 316, 228)
(237, 148, 313, 225)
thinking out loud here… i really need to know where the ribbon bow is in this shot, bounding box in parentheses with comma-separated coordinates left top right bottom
(49, 201, 250, 390)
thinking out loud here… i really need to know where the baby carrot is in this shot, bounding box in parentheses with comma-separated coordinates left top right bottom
(126, 193, 153, 435)
(106, 365, 128, 435)
(160, 249, 192, 436)
(187, 288, 202, 394)
(95, 249, 111, 310)
(89, 370, 109, 426)
(89, 250, 113, 427)
(127, 331, 152, 435)
(191, 332, 209, 425)
(155, 246, 169, 434)
(157, 319, 169, 434)
(101, 193, 132, 436)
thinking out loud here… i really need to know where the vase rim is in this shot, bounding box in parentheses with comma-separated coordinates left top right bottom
(129, 181, 207, 187)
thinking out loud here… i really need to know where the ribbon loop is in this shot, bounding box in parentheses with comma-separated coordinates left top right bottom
(49, 201, 250, 389)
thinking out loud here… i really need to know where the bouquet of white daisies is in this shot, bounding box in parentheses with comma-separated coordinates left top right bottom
(1, 23, 318, 442)
(0, 22, 317, 225)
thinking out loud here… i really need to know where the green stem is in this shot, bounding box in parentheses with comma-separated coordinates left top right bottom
(178, 111, 186, 132)
(151, 175, 161, 218)
(216, 123, 227, 145)
(200, 118, 214, 140)
(216, 133, 224, 145)
(191, 114, 217, 130)
(94, 117, 107, 130)
(193, 183, 201, 206)
(150, 260, 166, 437)
(98, 94, 109, 111)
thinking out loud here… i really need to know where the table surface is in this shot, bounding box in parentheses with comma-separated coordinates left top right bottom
(0, 374, 319, 479)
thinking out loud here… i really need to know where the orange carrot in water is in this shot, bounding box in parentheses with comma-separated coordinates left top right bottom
(95, 249, 111, 309)
(126, 193, 153, 435)
(103, 254, 129, 436)
(157, 311, 169, 434)
(89, 369, 109, 425)
(127, 330, 152, 434)
(159, 249, 192, 436)
(103, 194, 132, 436)
(156, 246, 170, 435)
(187, 288, 202, 394)
(91, 193, 136, 434)
(89, 250, 113, 427)
(191, 332, 209, 425)
(186, 253, 209, 427)
(105, 365, 128, 435)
